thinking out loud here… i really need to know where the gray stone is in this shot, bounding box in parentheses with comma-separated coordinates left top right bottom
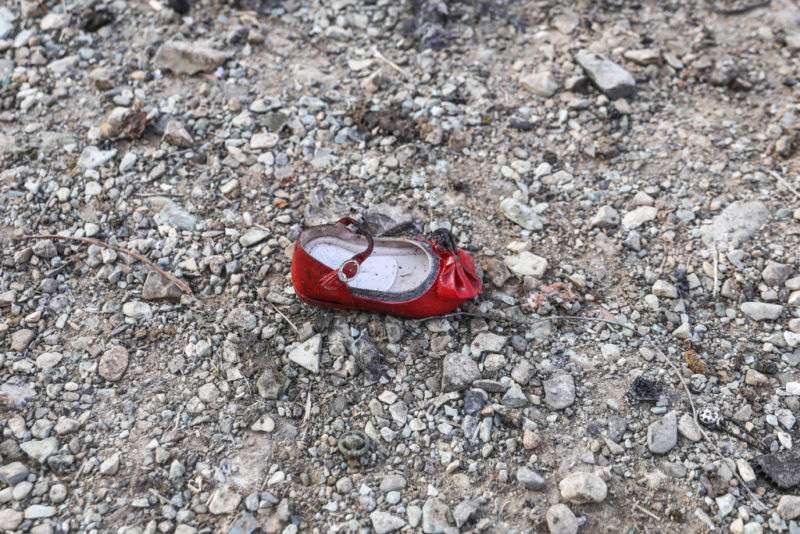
(224, 307, 258, 330)
(163, 120, 194, 148)
(421, 497, 450, 533)
(441, 353, 481, 392)
(678, 413, 702, 442)
(470, 332, 507, 356)
(499, 198, 544, 231)
(256, 368, 284, 400)
(154, 41, 230, 75)
(520, 70, 560, 97)
(543, 374, 575, 410)
(142, 272, 182, 301)
(778, 495, 800, 520)
(35, 351, 62, 369)
(0, 509, 23, 531)
(239, 227, 269, 247)
(24, 504, 56, 519)
(370, 511, 406, 534)
(647, 411, 678, 454)
(379, 475, 406, 492)
(558, 472, 608, 503)
(763, 261, 793, 287)
(504, 251, 548, 278)
(546, 504, 578, 534)
(453, 498, 479, 528)
(99, 346, 129, 382)
(622, 206, 658, 230)
(288, 334, 321, 373)
(10, 328, 35, 351)
(208, 485, 241, 515)
(575, 50, 636, 99)
(652, 280, 678, 299)
(21, 437, 58, 463)
(517, 466, 546, 490)
(716, 493, 736, 517)
(154, 202, 196, 231)
(0, 462, 29, 485)
(502, 384, 528, 408)
(701, 201, 769, 247)
(122, 301, 153, 320)
(740, 302, 783, 321)
(591, 205, 620, 228)
(78, 146, 117, 170)
(99, 453, 120, 475)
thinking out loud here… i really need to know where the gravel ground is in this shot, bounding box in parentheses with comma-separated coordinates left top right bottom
(2, 0, 800, 532)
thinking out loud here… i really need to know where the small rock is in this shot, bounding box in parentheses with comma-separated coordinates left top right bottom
(0, 509, 23, 531)
(239, 227, 269, 247)
(546, 504, 578, 534)
(678, 413, 702, 442)
(499, 198, 544, 231)
(517, 466, 545, 490)
(10, 329, 35, 351)
(154, 202, 196, 231)
(21, 437, 59, 463)
(575, 50, 636, 99)
(250, 132, 279, 150)
(652, 280, 678, 299)
(78, 146, 117, 169)
(505, 251, 548, 278)
(453, 499, 479, 528)
(23, 505, 55, 519)
(0, 462, 28, 485)
(543, 374, 575, 410)
(622, 206, 658, 230)
(441, 353, 481, 392)
(154, 40, 229, 75)
(380, 475, 406, 492)
(714, 494, 736, 519)
(591, 205, 620, 228)
(251, 415, 275, 433)
(519, 70, 560, 97)
(224, 307, 258, 330)
(99, 453, 120, 475)
(370, 511, 406, 534)
(558, 472, 608, 503)
(777, 495, 800, 520)
(288, 334, 321, 373)
(208, 485, 241, 515)
(740, 302, 783, 321)
(163, 120, 194, 148)
(763, 261, 793, 287)
(647, 411, 678, 454)
(122, 301, 153, 320)
(624, 48, 661, 66)
(35, 352, 62, 369)
(142, 272, 182, 301)
(745, 369, 769, 386)
(470, 333, 507, 356)
(98, 346, 129, 382)
(421, 497, 450, 533)
(736, 459, 756, 484)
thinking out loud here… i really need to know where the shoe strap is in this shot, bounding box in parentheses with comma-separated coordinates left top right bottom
(320, 217, 375, 290)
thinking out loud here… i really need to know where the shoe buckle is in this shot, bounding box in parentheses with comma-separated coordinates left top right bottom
(337, 259, 360, 282)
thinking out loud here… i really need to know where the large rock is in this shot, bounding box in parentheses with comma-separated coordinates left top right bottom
(441, 353, 480, 392)
(558, 472, 608, 503)
(154, 41, 229, 75)
(777, 495, 800, 520)
(647, 411, 678, 454)
(543, 374, 575, 410)
(0, 509, 23, 531)
(700, 201, 769, 247)
(575, 50, 636, 99)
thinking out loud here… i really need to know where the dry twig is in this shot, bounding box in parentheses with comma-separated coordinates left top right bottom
(372, 47, 412, 80)
(768, 170, 800, 202)
(11, 234, 192, 295)
(270, 303, 299, 334)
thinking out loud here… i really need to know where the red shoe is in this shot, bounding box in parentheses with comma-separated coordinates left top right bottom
(291, 217, 482, 318)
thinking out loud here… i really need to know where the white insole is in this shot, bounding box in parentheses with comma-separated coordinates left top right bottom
(305, 236, 432, 294)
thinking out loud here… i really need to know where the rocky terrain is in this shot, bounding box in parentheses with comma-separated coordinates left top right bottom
(1, 0, 800, 532)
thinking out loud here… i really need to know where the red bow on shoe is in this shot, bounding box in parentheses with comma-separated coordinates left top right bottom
(435, 249, 482, 301)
